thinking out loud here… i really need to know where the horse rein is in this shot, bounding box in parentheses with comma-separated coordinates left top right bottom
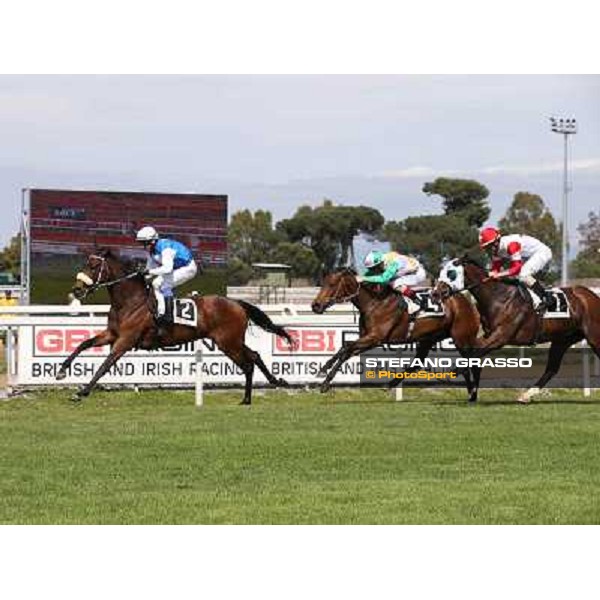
(324, 275, 361, 308)
(76, 255, 141, 298)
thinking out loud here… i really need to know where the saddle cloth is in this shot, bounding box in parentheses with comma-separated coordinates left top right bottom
(527, 287, 570, 318)
(414, 289, 445, 318)
(172, 298, 198, 326)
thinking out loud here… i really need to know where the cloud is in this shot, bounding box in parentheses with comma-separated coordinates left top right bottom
(377, 166, 447, 179)
(481, 158, 600, 176)
(376, 158, 600, 181)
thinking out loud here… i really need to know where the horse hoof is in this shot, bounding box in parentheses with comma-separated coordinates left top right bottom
(277, 378, 290, 388)
(239, 399, 251, 406)
(517, 387, 539, 404)
(70, 393, 83, 403)
(320, 383, 331, 394)
(56, 370, 67, 381)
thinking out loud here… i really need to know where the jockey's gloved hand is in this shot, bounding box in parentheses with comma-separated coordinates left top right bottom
(138, 267, 153, 281)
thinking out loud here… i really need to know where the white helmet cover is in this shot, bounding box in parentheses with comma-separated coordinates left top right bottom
(136, 226, 159, 242)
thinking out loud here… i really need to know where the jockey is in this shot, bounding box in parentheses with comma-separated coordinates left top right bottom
(359, 250, 427, 315)
(479, 226, 553, 312)
(135, 225, 198, 324)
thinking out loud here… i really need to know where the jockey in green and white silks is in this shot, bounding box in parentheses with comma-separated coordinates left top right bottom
(136, 225, 198, 324)
(359, 250, 427, 314)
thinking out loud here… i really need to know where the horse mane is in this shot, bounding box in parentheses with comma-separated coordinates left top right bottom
(95, 248, 139, 273)
(460, 253, 486, 271)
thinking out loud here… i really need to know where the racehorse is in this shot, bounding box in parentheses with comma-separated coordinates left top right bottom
(60, 249, 294, 404)
(311, 268, 482, 401)
(439, 256, 600, 402)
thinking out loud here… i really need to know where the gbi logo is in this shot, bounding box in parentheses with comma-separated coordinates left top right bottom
(274, 328, 338, 354)
(35, 328, 106, 355)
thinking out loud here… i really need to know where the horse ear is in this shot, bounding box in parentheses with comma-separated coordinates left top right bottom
(78, 245, 95, 258)
(347, 266, 357, 275)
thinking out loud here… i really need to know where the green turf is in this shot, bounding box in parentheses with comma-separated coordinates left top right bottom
(1, 387, 600, 524)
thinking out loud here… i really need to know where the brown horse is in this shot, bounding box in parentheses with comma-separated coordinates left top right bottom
(441, 256, 600, 402)
(60, 250, 294, 404)
(311, 268, 482, 401)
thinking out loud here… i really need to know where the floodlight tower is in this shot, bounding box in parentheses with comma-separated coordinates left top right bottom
(550, 116, 577, 286)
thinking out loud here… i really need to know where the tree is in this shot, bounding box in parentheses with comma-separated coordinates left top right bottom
(498, 192, 561, 282)
(422, 177, 491, 227)
(228, 209, 282, 266)
(0, 233, 21, 278)
(227, 209, 322, 284)
(498, 192, 560, 251)
(227, 257, 254, 286)
(276, 199, 384, 272)
(383, 214, 479, 276)
(270, 241, 321, 280)
(571, 211, 600, 279)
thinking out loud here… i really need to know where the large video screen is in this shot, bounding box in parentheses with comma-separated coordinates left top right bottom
(28, 189, 227, 304)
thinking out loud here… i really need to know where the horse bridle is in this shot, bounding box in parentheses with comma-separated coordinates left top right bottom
(322, 273, 361, 309)
(76, 255, 140, 298)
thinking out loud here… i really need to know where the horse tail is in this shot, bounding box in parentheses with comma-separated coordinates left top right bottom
(235, 299, 296, 348)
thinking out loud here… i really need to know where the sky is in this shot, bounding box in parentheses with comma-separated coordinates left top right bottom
(0, 74, 598, 252)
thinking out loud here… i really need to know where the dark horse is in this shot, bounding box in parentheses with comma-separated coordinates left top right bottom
(60, 250, 294, 404)
(441, 256, 600, 402)
(311, 268, 482, 401)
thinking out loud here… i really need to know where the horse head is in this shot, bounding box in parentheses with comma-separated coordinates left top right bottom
(432, 258, 466, 302)
(311, 267, 360, 314)
(71, 248, 128, 299)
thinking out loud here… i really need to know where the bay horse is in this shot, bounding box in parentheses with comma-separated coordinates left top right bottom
(440, 256, 600, 402)
(311, 268, 482, 401)
(60, 249, 294, 404)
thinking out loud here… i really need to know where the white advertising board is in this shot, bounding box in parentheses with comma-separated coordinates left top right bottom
(15, 315, 364, 386)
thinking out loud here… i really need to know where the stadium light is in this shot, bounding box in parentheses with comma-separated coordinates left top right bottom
(550, 116, 577, 286)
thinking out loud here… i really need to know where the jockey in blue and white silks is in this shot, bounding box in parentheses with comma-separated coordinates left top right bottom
(136, 226, 198, 323)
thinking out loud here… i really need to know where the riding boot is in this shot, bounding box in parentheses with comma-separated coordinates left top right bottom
(530, 280, 549, 313)
(164, 296, 174, 324)
(157, 296, 174, 338)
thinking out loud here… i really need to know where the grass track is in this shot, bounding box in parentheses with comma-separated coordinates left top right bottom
(1, 387, 600, 524)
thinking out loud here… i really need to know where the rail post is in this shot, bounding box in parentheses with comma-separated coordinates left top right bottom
(195, 343, 204, 407)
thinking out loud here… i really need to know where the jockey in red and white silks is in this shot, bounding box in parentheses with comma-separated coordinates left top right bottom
(479, 226, 553, 311)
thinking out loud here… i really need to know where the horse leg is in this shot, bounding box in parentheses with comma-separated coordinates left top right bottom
(56, 329, 116, 380)
(387, 339, 435, 389)
(320, 334, 381, 393)
(468, 365, 482, 403)
(517, 335, 581, 403)
(318, 345, 348, 377)
(245, 344, 289, 388)
(73, 337, 133, 401)
(240, 361, 254, 405)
